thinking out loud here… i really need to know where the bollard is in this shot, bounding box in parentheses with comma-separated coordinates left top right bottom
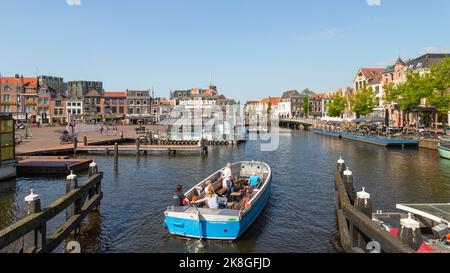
(84, 136, 88, 146)
(120, 131, 124, 144)
(88, 161, 98, 177)
(73, 137, 77, 153)
(114, 143, 119, 170)
(352, 187, 373, 249)
(66, 171, 81, 234)
(337, 157, 346, 177)
(343, 168, 355, 204)
(23, 189, 46, 252)
(136, 139, 141, 156)
(398, 213, 423, 250)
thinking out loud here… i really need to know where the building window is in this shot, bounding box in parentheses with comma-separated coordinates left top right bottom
(105, 99, 110, 104)
(112, 107, 117, 114)
(119, 99, 124, 105)
(119, 106, 124, 114)
(112, 99, 117, 104)
(136, 108, 141, 114)
(143, 100, 147, 105)
(105, 108, 111, 114)
(129, 108, 134, 114)
(129, 100, 134, 105)
(136, 100, 141, 105)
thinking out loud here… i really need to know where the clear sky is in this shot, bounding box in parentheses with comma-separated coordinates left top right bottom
(0, 0, 449, 101)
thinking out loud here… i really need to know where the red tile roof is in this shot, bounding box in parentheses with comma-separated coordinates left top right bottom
(0, 77, 37, 87)
(104, 91, 127, 98)
(260, 97, 280, 105)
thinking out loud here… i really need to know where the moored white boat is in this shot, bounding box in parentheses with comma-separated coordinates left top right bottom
(164, 161, 272, 240)
(438, 136, 450, 160)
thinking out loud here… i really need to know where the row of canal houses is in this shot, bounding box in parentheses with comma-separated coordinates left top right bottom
(0, 75, 171, 124)
(245, 53, 449, 127)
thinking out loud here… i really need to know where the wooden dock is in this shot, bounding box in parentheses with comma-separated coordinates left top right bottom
(314, 129, 419, 148)
(17, 156, 93, 176)
(0, 165, 103, 253)
(77, 144, 203, 155)
(334, 158, 415, 253)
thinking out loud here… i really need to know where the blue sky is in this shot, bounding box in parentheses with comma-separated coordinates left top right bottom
(0, 0, 449, 101)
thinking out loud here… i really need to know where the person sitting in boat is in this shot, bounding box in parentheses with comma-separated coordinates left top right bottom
(234, 177, 246, 192)
(172, 184, 190, 207)
(221, 163, 234, 199)
(204, 180, 213, 194)
(194, 188, 219, 209)
(249, 172, 261, 189)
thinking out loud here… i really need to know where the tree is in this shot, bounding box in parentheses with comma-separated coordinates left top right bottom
(350, 87, 378, 118)
(302, 97, 311, 117)
(384, 57, 450, 126)
(327, 93, 346, 118)
(301, 88, 316, 98)
(427, 57, 450, 115)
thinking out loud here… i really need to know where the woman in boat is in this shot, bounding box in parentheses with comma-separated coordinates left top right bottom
(194, 188, 219, 209)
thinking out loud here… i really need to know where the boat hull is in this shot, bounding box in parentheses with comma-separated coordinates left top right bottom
(438, 144, 450, 160)
(164, 162, 272, 240)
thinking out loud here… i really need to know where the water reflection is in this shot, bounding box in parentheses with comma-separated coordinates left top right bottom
(0, 130, 449, 253)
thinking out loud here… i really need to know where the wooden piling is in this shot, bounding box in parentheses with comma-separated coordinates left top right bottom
(84, 136, 88, 146)
(114, 143, 119, 170)
(23, 190, 46, 253)
(334, 158, 415, 253)
(65, 171, 81, 235)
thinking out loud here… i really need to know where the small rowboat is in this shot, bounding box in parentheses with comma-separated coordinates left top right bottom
(164, 161, 272, 240)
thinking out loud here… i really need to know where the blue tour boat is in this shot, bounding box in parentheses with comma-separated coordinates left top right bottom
(164, 161, 272, 240)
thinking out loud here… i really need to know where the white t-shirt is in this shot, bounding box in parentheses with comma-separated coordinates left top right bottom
(222, 167, 232, 187)
(205, 195, 219, 209)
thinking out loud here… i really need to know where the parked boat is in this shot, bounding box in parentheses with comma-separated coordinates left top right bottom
(438, 136, 450, 160)
(372, 203, 450, 253)
(314, 129, 419, 148)
(164, 161, 272, 240)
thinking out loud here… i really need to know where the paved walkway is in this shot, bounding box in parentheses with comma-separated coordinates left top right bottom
(15, 124, 168, 155)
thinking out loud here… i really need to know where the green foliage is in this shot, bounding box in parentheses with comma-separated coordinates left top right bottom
(327, 93, 346, 117)
(385, 57, 450, 114)
(302, 97, 311, 115)
(350, 87, 378, 118)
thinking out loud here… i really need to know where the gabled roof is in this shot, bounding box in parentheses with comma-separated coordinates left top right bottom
(354, 68, 384, 84)
(85, 90, 102, 97)
(281, 90, 301, 99)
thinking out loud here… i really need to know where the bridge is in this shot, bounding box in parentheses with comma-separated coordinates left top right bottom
(279, 118, 317, 130)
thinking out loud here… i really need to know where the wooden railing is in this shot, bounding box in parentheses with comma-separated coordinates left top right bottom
(334, 159, 415, 253)
(0, 163, 103, 253)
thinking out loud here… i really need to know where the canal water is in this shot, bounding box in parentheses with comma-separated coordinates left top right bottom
(1, 129, 449, 253)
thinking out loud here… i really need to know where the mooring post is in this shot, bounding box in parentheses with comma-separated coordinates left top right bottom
(73, 137, 77, 156)
(343, 168, 355, 204)
(23, 189, 46, 252)
(398, 213, 423, 250)
(337, 157, 346, 177)
(120, 131, 124, 144)
(88, 161, 98, 199)
(89, 161, 98, 177)
(136, 139, 141, 157)
(83, 136, 88, 146)
(114, 143, 119, 170)
(66, 171, 81, 234)
(352, 187, 373, 250)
